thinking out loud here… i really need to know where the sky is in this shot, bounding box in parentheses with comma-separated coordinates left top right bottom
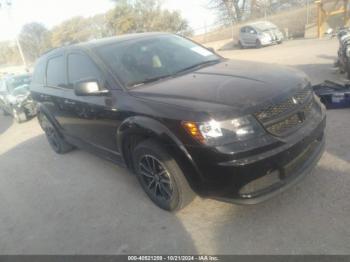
(0, 0, 216, 41)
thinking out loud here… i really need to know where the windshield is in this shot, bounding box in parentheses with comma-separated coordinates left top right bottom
(96, 34, 220, 87)
(253, 22, 277, 31)
(11, 84, 30, 96)
(6, 75, 31, 93)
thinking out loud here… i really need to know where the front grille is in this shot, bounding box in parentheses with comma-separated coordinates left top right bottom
(255, 88, 311, 122)
(266, 113, 300, 135)
(254, 88, 313, 136)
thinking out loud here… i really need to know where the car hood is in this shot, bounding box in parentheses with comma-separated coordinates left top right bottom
(129, 60, 309, 118)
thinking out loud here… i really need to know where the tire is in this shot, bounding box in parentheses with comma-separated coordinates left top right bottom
(1, 108, 10, 116)
(38, 113, 74, 154)
(132, 139, 195, 211)
(238, 40, 244, 49)
(277, 40, 283, 44)
(256, 39, 262, 48)
(12, 108, 27, 123)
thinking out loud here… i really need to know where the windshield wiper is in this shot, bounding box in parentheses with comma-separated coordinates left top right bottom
(174, 59, 221, 75)
(128, 59, 221, 88)
(129, 74, 173, 87)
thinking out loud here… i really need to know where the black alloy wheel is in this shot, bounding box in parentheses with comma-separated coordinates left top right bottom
(133, 139, 194, 211)
(139, 154, 173, 201)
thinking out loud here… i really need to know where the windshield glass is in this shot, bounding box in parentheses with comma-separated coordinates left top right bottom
(96, 34, 220, 87)
(11, 84, 30, 96)
(6, 75, 31, 93)
(253, 22, 277, 31)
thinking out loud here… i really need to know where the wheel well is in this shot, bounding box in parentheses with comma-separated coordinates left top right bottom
(121, 133, 202, 193)
(121, 133, 150, 171)
(37, 110, 64, 138)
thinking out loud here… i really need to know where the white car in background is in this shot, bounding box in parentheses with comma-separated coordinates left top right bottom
(238, 21, 284, 48)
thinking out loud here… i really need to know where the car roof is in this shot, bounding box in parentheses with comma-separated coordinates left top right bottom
(3, 73, 31, 81)
(247, 21, 277, 29)
(42, 32, 171, 57)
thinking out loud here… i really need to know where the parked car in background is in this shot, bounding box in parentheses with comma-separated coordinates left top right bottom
(31, 33, 325, 211)
(238, 21, 284, 48)
(337, 27, 350, 78)
(0, 74, 36, 123)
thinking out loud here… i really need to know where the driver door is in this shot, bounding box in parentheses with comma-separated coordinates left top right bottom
(56, 51, 123, 153)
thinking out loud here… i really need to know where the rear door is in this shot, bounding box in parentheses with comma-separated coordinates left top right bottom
(39, 53, 68, 126)
(56, 50, 123, 153)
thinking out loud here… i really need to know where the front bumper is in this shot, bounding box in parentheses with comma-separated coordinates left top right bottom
(185, 105, 326, 204)
(214, 132, 325, 204)
(16, 100, 37, 117)
(261, 37, 283, 46)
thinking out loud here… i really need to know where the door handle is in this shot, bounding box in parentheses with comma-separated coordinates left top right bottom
(64, 99, 76, 105)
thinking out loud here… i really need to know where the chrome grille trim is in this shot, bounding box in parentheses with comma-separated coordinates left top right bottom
(254, 88, 312, 123)
(254, 88, 314, 136)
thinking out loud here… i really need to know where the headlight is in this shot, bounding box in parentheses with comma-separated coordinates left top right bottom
(182, 115, 265, 145)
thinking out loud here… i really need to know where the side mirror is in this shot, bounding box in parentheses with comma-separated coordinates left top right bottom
(74, 80, 109, 96)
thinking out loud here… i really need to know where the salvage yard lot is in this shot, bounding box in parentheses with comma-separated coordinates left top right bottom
(0, 38, 349, 254)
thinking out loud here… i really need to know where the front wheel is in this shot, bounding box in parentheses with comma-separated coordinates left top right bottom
(133, 139, 195, 211)
(1, 108, 10, 116)
(256, 39, 262, 48)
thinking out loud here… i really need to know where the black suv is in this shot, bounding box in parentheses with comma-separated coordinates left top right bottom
(31, 33, 326, 211)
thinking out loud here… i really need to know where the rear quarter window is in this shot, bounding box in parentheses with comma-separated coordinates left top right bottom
(31, 59, 46, 85)
(46, 55, 66, 87)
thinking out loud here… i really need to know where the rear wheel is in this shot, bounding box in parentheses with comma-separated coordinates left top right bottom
(38, 113, 74, 154)
(12, 108, 27, 123)
(132, 139, 195, 211)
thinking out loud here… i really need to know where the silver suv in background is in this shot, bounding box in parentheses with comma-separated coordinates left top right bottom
(238, 21, 284, 48)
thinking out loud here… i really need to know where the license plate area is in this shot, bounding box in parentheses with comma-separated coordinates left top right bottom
(280, 139, 319, 179)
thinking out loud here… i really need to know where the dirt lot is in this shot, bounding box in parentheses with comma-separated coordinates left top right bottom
(0, 38, 349, 255)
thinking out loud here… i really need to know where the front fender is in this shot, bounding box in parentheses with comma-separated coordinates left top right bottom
(117, 116, 204, 191)
(117, 116, 189, 158)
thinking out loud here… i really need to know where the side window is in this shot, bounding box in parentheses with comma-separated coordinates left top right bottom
(67, 53, 101, 85)
(248, 27, 256, 34)
(46, 55, 66, 87)
(32, 59, 46, 85)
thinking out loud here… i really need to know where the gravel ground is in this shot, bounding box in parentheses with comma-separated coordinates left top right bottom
(0, 38, 349, 254)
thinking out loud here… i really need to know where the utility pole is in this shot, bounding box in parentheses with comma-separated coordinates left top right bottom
(306, 0, 310, 25)
(0, 0, 27, 70)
